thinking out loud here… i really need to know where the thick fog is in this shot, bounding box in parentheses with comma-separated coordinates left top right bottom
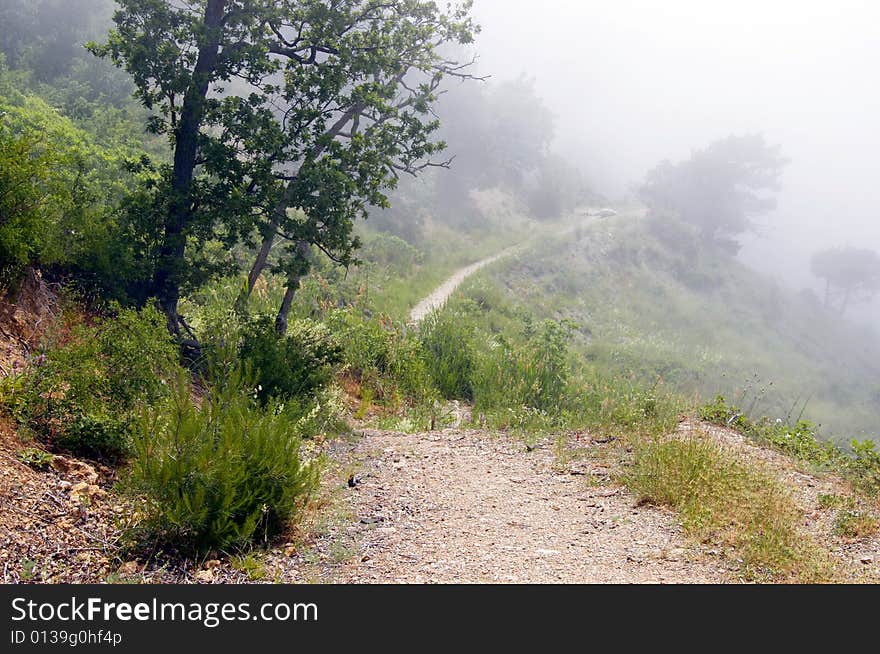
(469, 0, 880, 322)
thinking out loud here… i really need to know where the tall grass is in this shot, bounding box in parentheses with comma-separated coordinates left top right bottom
(625, 434, 830, 581)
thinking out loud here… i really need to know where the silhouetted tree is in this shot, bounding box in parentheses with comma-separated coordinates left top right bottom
(810, 246, 880, 315)
(639, 134, 787, 251)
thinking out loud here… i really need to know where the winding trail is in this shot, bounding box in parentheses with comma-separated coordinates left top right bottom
(408, 245, 522, 323)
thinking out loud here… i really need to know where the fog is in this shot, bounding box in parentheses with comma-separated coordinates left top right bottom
(469, 0, 880, 320)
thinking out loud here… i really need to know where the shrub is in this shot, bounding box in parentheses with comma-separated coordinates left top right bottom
(326, 308, 435, 405)
(14, 305, 178, 457)
(125, 370, 320, 554)
(239, 315, 342, 405)
(420, 308, 476, 400)
(472, 319, 574, 412)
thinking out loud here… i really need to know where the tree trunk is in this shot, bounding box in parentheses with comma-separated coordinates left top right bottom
(274, 240, 311, 336)
(840, 286, 851, 316)
(153, 0, 226, 340)
(823, 278, 830, 308)
(235, 217, 279, 314)
(241, 104, 363, 311)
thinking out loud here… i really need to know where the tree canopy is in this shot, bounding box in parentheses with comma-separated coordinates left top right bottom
(91, 0, 479, 343)
(639, 133, 787, 251)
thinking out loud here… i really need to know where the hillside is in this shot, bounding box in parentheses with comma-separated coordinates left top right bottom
(461, 213, 880, 445)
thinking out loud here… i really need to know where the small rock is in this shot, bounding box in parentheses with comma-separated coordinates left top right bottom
(195, 569, 214, 583)
(860, 556, 873, 565)
(536, 549, 560, 557)
(70, 482, 106, 503)
(662, 547, 687, 562)
(360, 516, 385, 524)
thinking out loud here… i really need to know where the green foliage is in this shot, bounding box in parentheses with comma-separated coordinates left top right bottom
(90, 0, 480, 331)
(125, 370, 320, 554)
(848, 439, 880, 496)
(0, 125, 50, 285)
(239, 315, 342, 405)
(472, 319, 574, 412)
(833, 508, 878, 539)
(17, 447, 54, 470)
(420, 308, 476, 400)
(700, 395, 880, 496)
(0, 70, 153, 297)
(13, 306, 178, 457)
(327, 307, 435, 406)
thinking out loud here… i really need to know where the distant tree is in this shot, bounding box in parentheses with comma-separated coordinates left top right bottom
(810, 246, 880, 315)
(427, 75, 555, 221)
(0, 0, 115, 81)
(526, 154, 588, 220)
(639, 134, 788, 251)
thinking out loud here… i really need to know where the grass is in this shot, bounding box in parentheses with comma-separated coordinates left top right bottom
(471, 213, 880, 444)
(834, 509, 879, 539)
(624, 433, 832, 581)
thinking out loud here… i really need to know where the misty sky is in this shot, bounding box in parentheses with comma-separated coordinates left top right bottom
(469, 0, 880, 304)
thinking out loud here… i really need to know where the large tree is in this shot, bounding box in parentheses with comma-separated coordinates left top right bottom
(92, 0, 478, 347)
(810, 246, 880, 316)
(639, 134, 787, 251)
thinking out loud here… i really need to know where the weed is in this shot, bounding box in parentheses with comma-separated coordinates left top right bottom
(231, 553, 268, 581)
(834, 510, 879, 539)
(625, 434, 830, 581)
(17, 447, 54, 470)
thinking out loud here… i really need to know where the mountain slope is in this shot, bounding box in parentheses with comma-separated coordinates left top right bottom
(464, 214, 880, 443)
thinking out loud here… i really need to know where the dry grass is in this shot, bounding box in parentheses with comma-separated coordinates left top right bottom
(623, 432, 834, 582)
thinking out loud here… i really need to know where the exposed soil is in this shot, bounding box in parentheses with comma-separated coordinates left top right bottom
(299, 427, 730, 583)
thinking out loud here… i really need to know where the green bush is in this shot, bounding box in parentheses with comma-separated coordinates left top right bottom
(13, 305, 178, 457)
(420, 308, 476, 400)
(125, 370, 320, 553)
(326, 307, 435, 405)
(472, 319, 574, 412)
(239, 315, 342, 405)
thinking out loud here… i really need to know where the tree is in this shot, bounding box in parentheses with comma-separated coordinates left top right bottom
(639, 134, 788, 250)
(426, 75, 555, 222)
(810, 246, 880, 316)
(92, 0, 478, 346)
(0, 71, 144, 291)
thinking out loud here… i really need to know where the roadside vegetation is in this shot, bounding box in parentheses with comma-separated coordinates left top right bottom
(1, 1, 878, 584)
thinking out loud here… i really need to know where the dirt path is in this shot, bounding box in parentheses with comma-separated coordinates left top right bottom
(309, 428, 729, 583)
(408, 246, 521, 323)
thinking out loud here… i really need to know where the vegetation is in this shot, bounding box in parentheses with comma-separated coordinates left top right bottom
(0, 0, 877, 583)
(8, 306, 179, 458)
(125, 371, 320, 553)
(626, 434, 828, 581)
(639, 133, 787, 250)
(471, 214, 880, 442)
(810, 246, 880, 316)
(91, 0, 479, 342)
